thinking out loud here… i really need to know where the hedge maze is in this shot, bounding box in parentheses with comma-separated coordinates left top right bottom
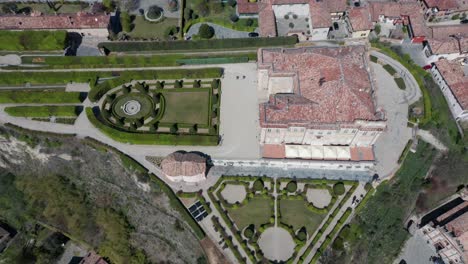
(205, 176, 361, 264)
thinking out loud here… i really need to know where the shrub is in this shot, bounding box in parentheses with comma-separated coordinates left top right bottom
(168, 0, 178, 12)
(193, 80, 201, 88)
(253, 179, 264, 191)
(230, 14, 239, 22)
(244, 225, 254, 239)
(164, 26, 178, 37)
(284, 14, 289, 19)
(198, 24, 215, 39)
(297, 227, 307, 241)
(245, 18, 254, 26)
(289, 22, 294, 29)
(147, 5, 163, 20)
(120, 11, 132, 32)
(286, 181, 297, 192)
(184, 8, 193, 21)
(333, 182, 345, 196)
(170, 123, 178, 134)
(227, 0, 237, 7)
(292, 14, 298, 19)
(174, 80, 183, 88)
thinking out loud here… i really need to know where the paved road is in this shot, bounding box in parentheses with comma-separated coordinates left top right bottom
(186, 22, 258, 39)
(370, 51, 422, 179)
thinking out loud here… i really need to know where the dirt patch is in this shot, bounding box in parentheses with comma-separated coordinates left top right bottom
(306, 188, 331, 208)
(200, 237, 231, 264)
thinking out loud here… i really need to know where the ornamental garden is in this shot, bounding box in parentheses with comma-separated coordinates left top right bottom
(201, 176, 362, 264)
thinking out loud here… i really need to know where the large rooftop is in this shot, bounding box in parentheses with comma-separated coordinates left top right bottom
(434, 59, 468, 110)
(0, 12, 109, 30)
(258, 46, 381, 127)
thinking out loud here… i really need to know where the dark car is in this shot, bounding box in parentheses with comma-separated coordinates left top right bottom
(248, 32, 259, 37)
(461, 19, 468, 24)
(422, 65, 432, 70)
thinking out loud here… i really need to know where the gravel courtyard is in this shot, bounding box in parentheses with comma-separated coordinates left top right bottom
(306, 188, 332, 208)
(220, 184, 247, 204)
(258, 227, 295, 261)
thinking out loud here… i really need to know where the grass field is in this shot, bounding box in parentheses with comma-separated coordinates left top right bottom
(129, 16, 179, 39)
(227, 197, 273, 230)
(5, 106, 81, 117)
(160, 89, 210, 125)
(383, 64, 397, 75)
(280, 198, 326, 233)
(0, 91, 83, 104)
(394, 77, 406, 90)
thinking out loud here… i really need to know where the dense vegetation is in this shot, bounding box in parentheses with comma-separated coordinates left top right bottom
(0, 91, 84, 104)
(97, 36, 298, 52)
(0, 171, 146, 263)
(5, 106, 81, 117)
(0, 30, 67, 51)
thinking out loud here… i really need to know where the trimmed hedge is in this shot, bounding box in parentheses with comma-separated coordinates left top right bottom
(394, 77, 406, 90)
(89, 68, 223, 102)
(98, 36, 298, 52)
(383, 64, 397, 75)
(0, 30, 67, 51)
(5, 105, 81, 117)
(86, 107, 219, 145)
(0, 91, 84, 104)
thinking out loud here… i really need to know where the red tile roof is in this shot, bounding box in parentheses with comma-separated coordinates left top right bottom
(160, 152, 206, 177)
(0, 12, 109, 30)
(237, 0, 259, 14)
(447, 211, 468, 237)
(348, 6, 373, 31)
(79, 252, 108, 264)
(427, 37, 468, 54)
(258, 1, 277, 36)
(350, 146, 375, 161)
(258, 46, 381, 127)
(429, 24, 468, 38)
(309, 1, 332, 28)
(435, 59, 468, 110)
(369, 2, 430, 37)
(262, 144, 286, 158)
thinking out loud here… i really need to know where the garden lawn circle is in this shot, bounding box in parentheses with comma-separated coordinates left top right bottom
(306, 188, 332, 208)
(112, 93, 155, 119)
(220, 184, 247, 204)
(258, 227, 295, 262)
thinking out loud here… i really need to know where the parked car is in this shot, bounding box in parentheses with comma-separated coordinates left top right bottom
(422, 65, 432, 70)
(248, 32, 259, 37)
(461, 19, 468, 24)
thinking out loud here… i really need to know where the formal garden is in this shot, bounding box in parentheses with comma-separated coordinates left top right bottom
(205, 176, 360, 264)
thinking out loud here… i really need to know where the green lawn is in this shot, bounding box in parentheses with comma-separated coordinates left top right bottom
(129, 16, 179, 39)
(227, 197, 273, 230)
(160, 89, 210, 125)
(5, 106, 81, 117)
(383, 64, 397, 75)
(394, 77, 406, 90)
(280, 198, 326, 233)
(0, 91, 83, 104)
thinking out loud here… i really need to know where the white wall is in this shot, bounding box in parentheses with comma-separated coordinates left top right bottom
(430, 65, 468, 124)
(351, 30, 371, 39)
(311, 27, 329, 40)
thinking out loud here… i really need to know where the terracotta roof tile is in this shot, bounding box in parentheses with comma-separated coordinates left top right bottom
(427, 37, 468, 54)
(435, 59, 468, 110)
(262, 144, 286, 158)
(309, 1, 332, 28)
(350, 146, 375, 161)
(0, 12, 109, 30)
(348, 6, 373, 31)
(429, 24, 468, 38)
(79, 252, 108, 264)
(447, 212, 468, 237)
(258, 46, 381, 127)
(237, 0, 259, 14)
(424, 0, 459, 10)
(160, 152, 206, 177)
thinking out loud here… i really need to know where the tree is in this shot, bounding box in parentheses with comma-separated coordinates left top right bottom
(211, 79, 220, 89)
(102, 0, 115, 11)
(189, 124, 198, 134)
(198, 24, 214, 39)
(374, 24, 381, 35)
(286, 181, 297, 192)
(2, 3, 18, 14)
(174, 80, 183, 88)
(227, 0, 237, 7)
(210, 2, 224, 14)
(230, 14, 239, 22)
(333, 182, 345, 196)
(193, 80, 201, 88)
(196, 2, 209, 17)
(253, 179, 264, 191)
(120, 11, 132, 32)
(244, 225, 254, 239)
(156, 81, 164, 89)
(147, 5, 163, 19)
(184, 8, 193, 21)
(297, 227, 307, 241)
(168, 0, 178, 12)
(164, 26, 178, 37)
(245, 18, 254, 26)
(170, 123, 178, 134)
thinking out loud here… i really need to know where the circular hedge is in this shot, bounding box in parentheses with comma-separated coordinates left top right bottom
(147, 5, 163, 20)
(253, 179, 264, 191)
(112, 93, 154, 119)
(286, 181, 297, 192)
(297, 227, 307, 241)
(333, 182, 345, 196)
(198, 23, 214, 39)
(244, 225, 255, 239)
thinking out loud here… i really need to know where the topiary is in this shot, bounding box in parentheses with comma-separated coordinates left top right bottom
(253, 179, 264, 191)
(244, 225, 254, 239)
(289, 22, 294, 29)
(230, 13, 239, 22)
(333, 182, 345, 196)
(286, 181, 297, 192)
(147, 5, 163, 20)
(297, 227, 307, 241)
(193, 80, 201, 88)
(170, 123, 178, 134)
(245, 18, 253, 26)
(174, 80, 183, 88)
(198, 23, 215, 39)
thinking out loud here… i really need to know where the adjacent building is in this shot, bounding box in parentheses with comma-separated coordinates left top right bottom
(257, 45, 386, 161)
(160, 152, 207, 183)
(237, 0, 347, 40)
(79, 251, 109, 264)
(423, 25, 468, 63)
(347, 6, 374, 39)
(430, 59, 468, 129)
(421, 200, 468, 263)
(0, 11, 110, 36)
